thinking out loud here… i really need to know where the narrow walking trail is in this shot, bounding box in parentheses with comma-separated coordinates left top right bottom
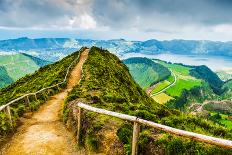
(1, 49, 89, 155)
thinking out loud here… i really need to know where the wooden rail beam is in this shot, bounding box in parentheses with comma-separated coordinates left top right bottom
(76, 102, 232, 150)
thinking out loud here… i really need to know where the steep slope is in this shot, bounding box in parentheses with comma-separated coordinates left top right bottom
(0, 48, 84, 142)
(190, 65, 225, 94)
(0, 66, 13, 88)
(222, 80, 232, 100)
(123, 57, 170, 89)
(21, 53, 50, 66)
(0, 49, 82, 107)
(0, 53, 50, 88)
(64, 47, 232, 155)
(1, 48, 89, 155)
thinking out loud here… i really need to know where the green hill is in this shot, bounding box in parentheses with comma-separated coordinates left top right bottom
(123, 57, 171, 89)
(224, 80, 232, 90)
(222, 80, 232, 99)
(0, 47, 231, 154)
(0, 53, 50, 88)
(0, 48, 83, 139)
(0, 66, 13, 88)
(63, 47, 232, 154)
(190, 65, 224, 95)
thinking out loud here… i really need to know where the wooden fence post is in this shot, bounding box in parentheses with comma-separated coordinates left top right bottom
(57, 85, 60, 91)
(77, 107, 82, 145)
(132, 121, 140, 155)
(34, 94, 38, 101)
(6, 106, 13, 127)
(42, 91, 47, 100)
(25, 96, 31, 111)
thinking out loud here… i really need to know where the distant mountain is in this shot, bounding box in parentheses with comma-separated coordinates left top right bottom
(0, 53, 50, 88)
(1, 38, 232, 62)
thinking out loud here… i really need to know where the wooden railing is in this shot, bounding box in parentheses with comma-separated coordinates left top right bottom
(76, 102, 232, 155)
(0, 47, 85, 127)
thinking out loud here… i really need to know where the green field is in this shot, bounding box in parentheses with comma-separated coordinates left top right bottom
(166, 78, 202, 97)
(210, 112, 232, 129)
(157, 60, 190, 75)
(152, 93, 173, 104)
(153, 60, 202, 97)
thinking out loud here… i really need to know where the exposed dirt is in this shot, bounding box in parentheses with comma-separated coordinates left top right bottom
(1, 49, 89, 155)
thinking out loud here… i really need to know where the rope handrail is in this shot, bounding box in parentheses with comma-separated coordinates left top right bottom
(0, 47, 85, 112)
(76, 102, 232, 155)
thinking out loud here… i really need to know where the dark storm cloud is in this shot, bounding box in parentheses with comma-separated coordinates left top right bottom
(0, 0, 231, 28)
(91, 0, 232, 29)
(0, 0, 232, 41)
(0, 0, 81, 27)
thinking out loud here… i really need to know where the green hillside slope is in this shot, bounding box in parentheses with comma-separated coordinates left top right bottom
(190, 65, 224, 94)
(0, 53, 50, 88)
(123, 57, 171, 89)
(0, 48, 83, 137)
(222, 80, 232, 99)
(0, 51, 80, 106)
(64, 47, 232, 155)
(0, 66, 13, 88)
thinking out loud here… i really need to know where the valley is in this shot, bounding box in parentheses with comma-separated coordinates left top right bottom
(0, 47, 232, 154)
(124, 56, 232, 132)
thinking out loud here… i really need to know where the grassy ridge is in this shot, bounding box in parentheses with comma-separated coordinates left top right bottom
(0, 49, 82, 137)
(123, 57, 170, 89)
(64, 47, 232, 154)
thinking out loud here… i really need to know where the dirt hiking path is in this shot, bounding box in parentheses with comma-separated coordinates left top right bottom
(1, 49, 89, 155)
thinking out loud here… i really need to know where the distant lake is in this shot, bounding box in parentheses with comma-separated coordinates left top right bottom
(121, 53, 232, 71)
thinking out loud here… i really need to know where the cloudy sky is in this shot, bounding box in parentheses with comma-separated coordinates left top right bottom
(0, 0, 232, 41)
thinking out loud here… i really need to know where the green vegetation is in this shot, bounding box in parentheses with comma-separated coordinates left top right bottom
(190, 65, 225, 94)
(64, 47, 232, 154)
(157, 60, 190, 76)
(0, 48, 82, 137)
(152, 93, 173, 104)
(166, 78, 202, 97)
(153, 60, 202, 97)
(216, 70, 232, 81)
(209, 112, 232, 129)
(0, 53, 50, 88)
(123, 57, 170, 89)
(222, 80, 232, 99)
(0, 66, 13, 88)
(151, 80, 170, 94)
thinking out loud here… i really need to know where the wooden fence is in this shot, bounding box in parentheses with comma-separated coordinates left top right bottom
(76, 102, 232, 155)
(0, 47, 85, 127)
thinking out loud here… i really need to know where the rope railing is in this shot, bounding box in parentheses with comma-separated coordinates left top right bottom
(0, 47, 85, 126)
(75, 102, 232, 155)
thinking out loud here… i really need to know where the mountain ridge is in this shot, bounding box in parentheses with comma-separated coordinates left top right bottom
(1, 37, 232, 59)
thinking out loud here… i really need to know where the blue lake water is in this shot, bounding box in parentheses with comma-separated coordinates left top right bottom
(121, 53, 232, 71)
